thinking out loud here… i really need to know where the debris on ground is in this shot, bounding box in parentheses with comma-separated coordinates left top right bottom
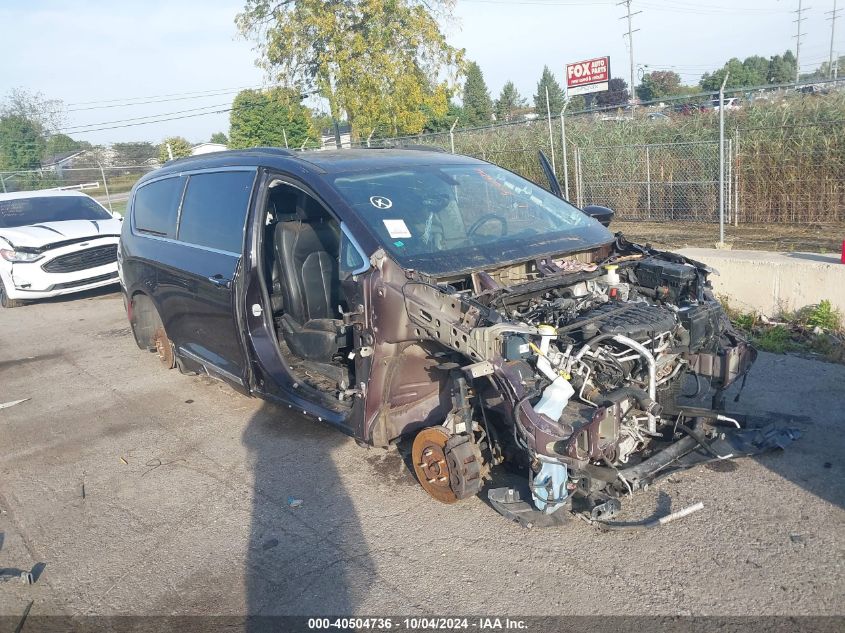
(0, 398, 30, 410)
(0, 568, 34, 584)
(287, 496, 303, 508)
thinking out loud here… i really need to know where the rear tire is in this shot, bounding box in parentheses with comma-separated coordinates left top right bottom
(0, 278, 22, 308)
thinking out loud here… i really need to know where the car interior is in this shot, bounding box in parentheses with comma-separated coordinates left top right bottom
(260, 180, 356, 406)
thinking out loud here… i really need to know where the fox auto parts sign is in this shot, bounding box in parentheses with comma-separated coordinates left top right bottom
(566, 57, 610, 96)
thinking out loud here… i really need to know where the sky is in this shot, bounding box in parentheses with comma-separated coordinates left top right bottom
(1, 0, 842, 145)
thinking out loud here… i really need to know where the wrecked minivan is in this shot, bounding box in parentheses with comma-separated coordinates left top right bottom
(120, 148, 792, 524)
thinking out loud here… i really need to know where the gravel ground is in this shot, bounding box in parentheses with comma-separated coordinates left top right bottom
(0, 288, 843, 618)
(613, 220, 845, 253)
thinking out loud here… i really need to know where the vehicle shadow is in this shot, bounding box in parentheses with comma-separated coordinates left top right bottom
(241, 402, 370, 622)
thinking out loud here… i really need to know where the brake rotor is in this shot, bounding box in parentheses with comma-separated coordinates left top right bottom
(152, 326, 176, 369)
(412, 427, 458, 504)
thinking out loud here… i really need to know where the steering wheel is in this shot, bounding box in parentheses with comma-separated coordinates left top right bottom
(467, 214, 508, 239)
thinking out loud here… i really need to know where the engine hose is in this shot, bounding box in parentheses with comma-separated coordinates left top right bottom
(601, 387, 662, 418)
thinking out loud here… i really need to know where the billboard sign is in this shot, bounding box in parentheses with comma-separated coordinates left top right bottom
(566, 56, 610, 96)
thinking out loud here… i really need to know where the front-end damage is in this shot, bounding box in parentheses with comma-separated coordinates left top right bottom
(362, 234, 797, 524)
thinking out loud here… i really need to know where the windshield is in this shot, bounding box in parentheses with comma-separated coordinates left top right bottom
(0, 195, 112, 229)
(331, 163, 612, 276)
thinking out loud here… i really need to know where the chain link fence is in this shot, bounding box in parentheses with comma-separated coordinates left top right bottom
(353, 97, 845, 228)
(574, 141, 721, 222)
(1, 164, 156, 215)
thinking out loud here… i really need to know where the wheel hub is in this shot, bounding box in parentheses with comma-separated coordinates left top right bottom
(412, 427, 458, 503)
(153, 327, 175, 369)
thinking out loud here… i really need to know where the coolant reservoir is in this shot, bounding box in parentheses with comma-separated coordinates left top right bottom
(604, 264, 620, 285)
(534, 376, 575, 421)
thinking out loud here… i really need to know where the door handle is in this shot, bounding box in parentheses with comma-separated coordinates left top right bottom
(208, 274, 232, 289)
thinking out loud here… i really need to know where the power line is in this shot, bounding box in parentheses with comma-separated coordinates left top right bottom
(65, 84, 261, 108)
(61, 103, 231, 133)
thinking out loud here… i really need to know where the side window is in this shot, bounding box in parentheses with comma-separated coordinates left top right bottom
(178, 171, 256, 253)
(339, 226, 367, 277)
(133, 176, 185, 238)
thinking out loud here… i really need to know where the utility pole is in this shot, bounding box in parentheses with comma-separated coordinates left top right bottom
(619, 1, 641, 106)
(794, 0, 810, 84)
(827, 0, 841, 79)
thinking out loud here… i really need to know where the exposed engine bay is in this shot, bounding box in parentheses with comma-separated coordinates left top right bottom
(376, 235, 798, 525)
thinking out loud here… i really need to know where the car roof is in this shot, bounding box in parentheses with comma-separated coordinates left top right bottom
(140, 148, 486, 186)
(0, 189, 92, 202)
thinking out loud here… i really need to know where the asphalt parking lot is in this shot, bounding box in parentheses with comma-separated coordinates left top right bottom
(1, 288, 843, 618)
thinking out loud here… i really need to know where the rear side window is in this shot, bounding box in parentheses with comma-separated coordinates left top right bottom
(178, 171, 255, 253)
(133, 176, 185, 238)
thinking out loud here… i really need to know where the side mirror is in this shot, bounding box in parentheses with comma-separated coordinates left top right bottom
(111, 211, 123, 222)
(583, 204, 614, 227)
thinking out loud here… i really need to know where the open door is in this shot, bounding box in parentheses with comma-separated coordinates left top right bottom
(538, 150, 563, 198)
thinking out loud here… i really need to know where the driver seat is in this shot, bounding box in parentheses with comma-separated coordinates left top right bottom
(273, 211, 346, 362)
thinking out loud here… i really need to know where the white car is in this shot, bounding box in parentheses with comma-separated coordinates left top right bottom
(0, 189, 122, 308)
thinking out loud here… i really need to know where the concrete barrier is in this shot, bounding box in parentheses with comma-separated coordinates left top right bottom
(677, 248, 845, 316)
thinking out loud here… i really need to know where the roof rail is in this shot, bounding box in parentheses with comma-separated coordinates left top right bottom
(162, 146, 295, 167)
(234, 147, 296, 157)
(365, 143, 447, 153)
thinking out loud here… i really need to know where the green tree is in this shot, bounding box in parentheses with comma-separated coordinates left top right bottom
(595, 78, 630, 107)
(422, 101, 463, 133)
(567, 95, 587, 112)
(210, 132, 229, 145)
(44, 133, 83, 157)
(768, 50, 797, 84)
(495, 81, 526, 122)
(533, 66, 566, 115)
(228, 88, 313, 149)
(113, 142, 157, 166)
(0, 115, 44, 171)
(636, 70, 682, 102)
(158, 137, 192, 163)
(801, 54, 845, 80)
(700, 51, 798, 91)
(742, 55, 770, 84)
(462, 62, 493, 126)
(236, 0, 463, 140)
(1, 89, 65, 135)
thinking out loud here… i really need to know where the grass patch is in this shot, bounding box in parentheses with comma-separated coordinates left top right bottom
(718, 295, 845, 363)
(806, 300, 842, 332)
(754, 325, 796, 353)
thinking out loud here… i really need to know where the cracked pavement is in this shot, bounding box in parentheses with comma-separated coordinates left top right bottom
(0, 288, 843, 617)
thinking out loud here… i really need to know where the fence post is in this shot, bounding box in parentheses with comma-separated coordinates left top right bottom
(97, 161, 113, 214)
(734, 127, 740, 226)
(545, 87, 556, 175)
(560, 103, 570, 199)
(719, 114, 725, 233)
(574, 146, 583, 207)
(645, 145, 651, 215)
(0, 175, 6, 193)
(727, 138, 733, 223)
(449, 118, 458, 154)
(366, 128, 375, 148)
